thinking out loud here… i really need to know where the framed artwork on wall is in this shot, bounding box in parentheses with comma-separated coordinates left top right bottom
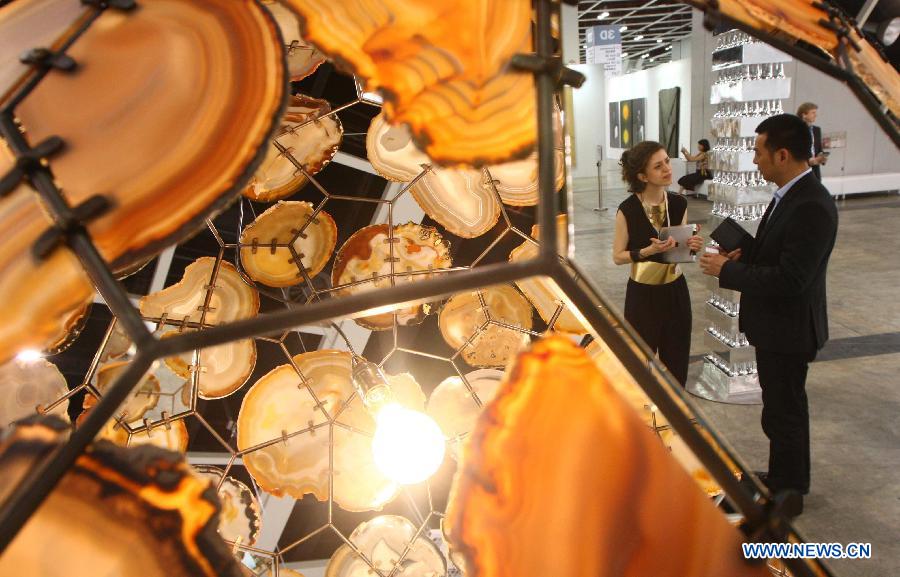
(609, 101, 621, 148)
(619, 100, 633, 148)
(631, 98, 646, 144)
(658, 87, 681, 158)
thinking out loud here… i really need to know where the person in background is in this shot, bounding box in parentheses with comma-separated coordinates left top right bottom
(613, 141, 704, 386)
(699, 114, 838, 517)
(677, 138, 712, 196)
(797, 102, 827, 180)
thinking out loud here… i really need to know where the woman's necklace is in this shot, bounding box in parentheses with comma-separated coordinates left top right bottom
(639, 190, 669, 233)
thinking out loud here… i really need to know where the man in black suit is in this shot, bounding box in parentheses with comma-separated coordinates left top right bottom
(798, 102, 827, 180)
(700, 114, 838, 516)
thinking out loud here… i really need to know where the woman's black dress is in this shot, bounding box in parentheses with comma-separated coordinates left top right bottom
(618, 192, 692, 385)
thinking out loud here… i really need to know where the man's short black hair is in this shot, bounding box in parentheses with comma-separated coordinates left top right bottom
(756, 113, 812, 161)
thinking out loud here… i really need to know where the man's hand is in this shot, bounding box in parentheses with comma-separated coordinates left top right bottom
(718, 247, 742, 261)
(700, 252, 729, 277)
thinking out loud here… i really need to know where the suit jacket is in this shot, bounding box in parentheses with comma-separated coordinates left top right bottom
(810, 125, 823, 180)
(719, 172, 838, 354)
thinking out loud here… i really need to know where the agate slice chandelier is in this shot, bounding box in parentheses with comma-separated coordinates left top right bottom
(0, 0, 892, 576)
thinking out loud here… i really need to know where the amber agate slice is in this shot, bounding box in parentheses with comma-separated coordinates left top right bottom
(239, 201, 337, 286)
(426, 369, 503, 460)
(262, 1, 326, 81)
(509, 215, 585, 334)
(161, 330, 257, 400)
(237, 350, 424, 511)
(0, 0, 284, 364)
(85, 361, 161, 425)
(0, 144, 93, 367)
(332, 224, 452, 330)
(0, 417, 245, 577)
(141, 258, 259, 399)
(486, 104, 566, 206)
(366, 112, 431, 182)
(126, 420, 189, 452)
(100, 321, 132, 362)
(411, 167, 500, 239)
(140, 258, 260, 326)
(194, 465, 262, 547)
(44, 302, 91, 355)
(325, 515, 446, 577)
(446, 337, 769, 577)
(439, 286, 533, 368)
(0, 358, 69, 428)
(286, 0, 535, 167)
(584, 339, 729, 496)
(78, 409, 190, 453)
(244, 95, 342, 202)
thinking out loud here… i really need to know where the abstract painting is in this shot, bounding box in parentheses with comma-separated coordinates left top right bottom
(609, 101, 621, 148)
(658, 87, 680, 158)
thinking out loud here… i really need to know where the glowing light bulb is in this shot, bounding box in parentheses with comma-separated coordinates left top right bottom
(372, 403, 446, 485)
(16, 349, 44, 363)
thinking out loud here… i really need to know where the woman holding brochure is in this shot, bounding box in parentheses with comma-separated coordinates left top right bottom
(612, 141, 704, 386)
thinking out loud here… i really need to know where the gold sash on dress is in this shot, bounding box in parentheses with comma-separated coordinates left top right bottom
(630, 201, 681, 285)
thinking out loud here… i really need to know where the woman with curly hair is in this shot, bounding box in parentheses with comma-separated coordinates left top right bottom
(612, 141, 703, 385)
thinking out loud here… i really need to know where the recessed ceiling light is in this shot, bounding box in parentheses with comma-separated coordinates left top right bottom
(650, 58, 655, 62)
(634, 34, 644, 41)
(619, 25, 628, 32)
(641, 54, 648, 59)
(666, 45, 672, 50)
(622, 53, 629, 58)
(657, 39, 662, 43)
(598, 11, 609, 20)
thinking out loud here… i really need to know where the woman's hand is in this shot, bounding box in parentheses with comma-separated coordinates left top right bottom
(687, 234, 704, 252)
(646, 237, 677, 254)
(680, 146, 689, 157)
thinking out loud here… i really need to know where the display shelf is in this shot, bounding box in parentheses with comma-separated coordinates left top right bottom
(689, 360, 761, 404)
(710, 77, 791, 104)
(712, 42, 792, 68)
(692, 30, 792, 406)
(704, 330, 755, 365)
(705, 306, 740, 329)
(709, 149, 756, 172)
(706, 298, 738, 319)
(710, 115, 768, 138)
(707, 182, 774, 205)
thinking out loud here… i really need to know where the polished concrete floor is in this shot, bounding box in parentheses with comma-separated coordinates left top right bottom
(570, 176, 900, 577)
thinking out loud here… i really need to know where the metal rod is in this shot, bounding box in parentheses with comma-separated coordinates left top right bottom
(155, 259, 544, 357)
(593, 155, 608, 212)
(856, 0, 880, 27)
(0, 7, 101, 113)
(0, 114, 152, 347)
(536, 0, 559, 261)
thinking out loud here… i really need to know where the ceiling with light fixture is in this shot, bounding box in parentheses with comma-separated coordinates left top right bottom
(577, 0, 899, 70)
(577, 0, 695, 67)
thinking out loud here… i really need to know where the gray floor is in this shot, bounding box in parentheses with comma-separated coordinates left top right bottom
(570, 177, 900, 577)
